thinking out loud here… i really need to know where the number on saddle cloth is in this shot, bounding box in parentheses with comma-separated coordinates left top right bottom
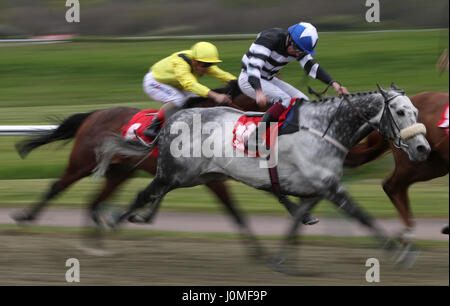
(232, 99, 302, 155)
(121, 109, 160, 156)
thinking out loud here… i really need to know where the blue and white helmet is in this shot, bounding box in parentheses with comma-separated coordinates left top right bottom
(288, 22, 319, 55)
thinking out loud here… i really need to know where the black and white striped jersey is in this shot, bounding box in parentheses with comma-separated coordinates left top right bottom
(241, 28, 334, 90)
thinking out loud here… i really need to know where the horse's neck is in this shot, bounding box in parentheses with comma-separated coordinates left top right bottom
(301, 93, 384, 149)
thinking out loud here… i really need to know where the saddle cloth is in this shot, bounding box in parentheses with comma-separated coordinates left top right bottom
(232, 98, 300, 156)
(437, 103, 449, 136)
(121, 109, 159, 157)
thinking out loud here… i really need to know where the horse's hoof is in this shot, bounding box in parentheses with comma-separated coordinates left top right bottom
(267, 256, 285, 266)
(128, 214, 147, 223)
(394, 244, 420, 269)
(247, 246, 266, 261)
(105, 210, 124, 230)
(302, 214, 319, 225)
(441, 224, 449, 235)
(382, 238, 398, 252)
(11, 211, 34, 224)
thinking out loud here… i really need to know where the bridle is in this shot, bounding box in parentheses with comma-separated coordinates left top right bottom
(309, 85, 426, 150)
(342, 90, 425, 150)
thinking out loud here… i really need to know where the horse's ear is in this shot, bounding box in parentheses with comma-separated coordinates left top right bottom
(390, 82, 405, 94)
(376, 84, 388, 98)
(390, 82, 401, 91)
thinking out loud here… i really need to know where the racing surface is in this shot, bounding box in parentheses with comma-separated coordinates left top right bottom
(0, 230, 448, 285)
(0, 208, 448, 285)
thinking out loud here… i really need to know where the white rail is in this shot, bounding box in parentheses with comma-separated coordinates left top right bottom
(0, 125, 58, 136)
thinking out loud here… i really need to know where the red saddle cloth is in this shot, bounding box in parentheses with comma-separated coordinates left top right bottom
(232, 98, 297, 157)
(437, 103, 449, 136)
(121, 109, 159, 157)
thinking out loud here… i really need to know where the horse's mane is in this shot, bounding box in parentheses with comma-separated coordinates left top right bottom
(306, 91, 381, 104)
(307, 86, 406, 104)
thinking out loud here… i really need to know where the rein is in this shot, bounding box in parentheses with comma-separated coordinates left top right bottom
(308, 85, 410, 150)
(224, 84, 246, 111)
(341, 92, 404, 148)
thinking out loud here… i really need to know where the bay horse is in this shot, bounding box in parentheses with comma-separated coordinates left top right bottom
(344, 91, 449, 237)
(12, 81, 256, 224)
(95, 84, 430, 271)
(12, 81, 314, 238)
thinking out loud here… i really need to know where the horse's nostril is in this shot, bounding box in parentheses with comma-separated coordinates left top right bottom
(416, 145, 427, 153)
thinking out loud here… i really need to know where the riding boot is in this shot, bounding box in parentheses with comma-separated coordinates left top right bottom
(143, 101, 179, 139)
(246, 102, 285, 153)
(143, 116, 163, 139)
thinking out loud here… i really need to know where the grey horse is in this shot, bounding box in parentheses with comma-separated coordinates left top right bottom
(95, 84, 430, 270)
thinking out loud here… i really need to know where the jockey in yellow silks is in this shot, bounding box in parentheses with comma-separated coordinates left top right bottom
(142, 41, 237, 139)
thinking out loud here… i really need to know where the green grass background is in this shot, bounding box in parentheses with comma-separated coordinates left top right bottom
(0, 30, 448, 218)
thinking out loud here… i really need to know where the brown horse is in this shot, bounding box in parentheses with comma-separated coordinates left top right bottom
(12, 82, 257, 224)
(344, 91, 449, 237)
(13, 81, 312, 244)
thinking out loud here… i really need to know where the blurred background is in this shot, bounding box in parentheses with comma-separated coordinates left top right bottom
(0, 0, 448, 285)
(0, 0, 448, 36)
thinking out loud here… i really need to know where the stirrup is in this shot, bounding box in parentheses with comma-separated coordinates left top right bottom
(133, 130, 153, 148)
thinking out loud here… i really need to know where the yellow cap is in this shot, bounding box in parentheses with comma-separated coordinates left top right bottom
(190, 42, 222, 63)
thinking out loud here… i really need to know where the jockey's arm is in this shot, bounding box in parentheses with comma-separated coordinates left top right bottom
(299, 54, 349, 95)
(331, 81, 349, 95)
(207, 65, 237, 83)
(204, 65, 235, 104)
(172, 56, 211, 98)
(208, 90, 232, 105)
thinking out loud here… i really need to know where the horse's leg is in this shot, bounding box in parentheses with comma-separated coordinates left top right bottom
(88, 164, 135, 227)
(114, 175, 174, 226)
(326, 182, 388, 242)
(12, 164, 92, 223)
(80, 164, 135, 252)
(324, 180, 418, 267)
(279, 195, 319, 225)
(205, 181, 265, 259)
(271, 196, 320, 275)
(383, 173, 413, 229)
(383, 151, 448, 238)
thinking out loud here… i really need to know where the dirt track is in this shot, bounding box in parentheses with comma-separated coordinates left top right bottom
(0, 230, 448, 286)
(0, 208, 448, 285)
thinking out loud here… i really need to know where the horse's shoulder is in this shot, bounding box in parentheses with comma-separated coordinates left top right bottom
(411, 92, 449, 112)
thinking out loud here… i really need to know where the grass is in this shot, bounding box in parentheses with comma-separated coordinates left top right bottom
(0, 30, 448, 109)
(0, 175, 447, 218)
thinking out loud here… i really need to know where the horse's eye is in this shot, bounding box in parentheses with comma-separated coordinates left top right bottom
(396, 110, 405, 116)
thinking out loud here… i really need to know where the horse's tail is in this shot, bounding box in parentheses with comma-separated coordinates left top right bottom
(15, 111, 97, 159)
(344, 132, 390, 167)
(93, 134, 158, 178)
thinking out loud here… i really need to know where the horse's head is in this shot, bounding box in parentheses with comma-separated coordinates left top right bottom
(375, 83, 430, 162)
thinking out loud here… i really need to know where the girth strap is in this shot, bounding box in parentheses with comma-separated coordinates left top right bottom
(267, 155, 295, 209)
(268, 159, 281, 195)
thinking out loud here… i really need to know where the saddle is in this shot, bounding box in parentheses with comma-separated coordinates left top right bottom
(121, 109, 160, 156)
(232, 98, 304, 203)
(232, 98, 302, 156)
